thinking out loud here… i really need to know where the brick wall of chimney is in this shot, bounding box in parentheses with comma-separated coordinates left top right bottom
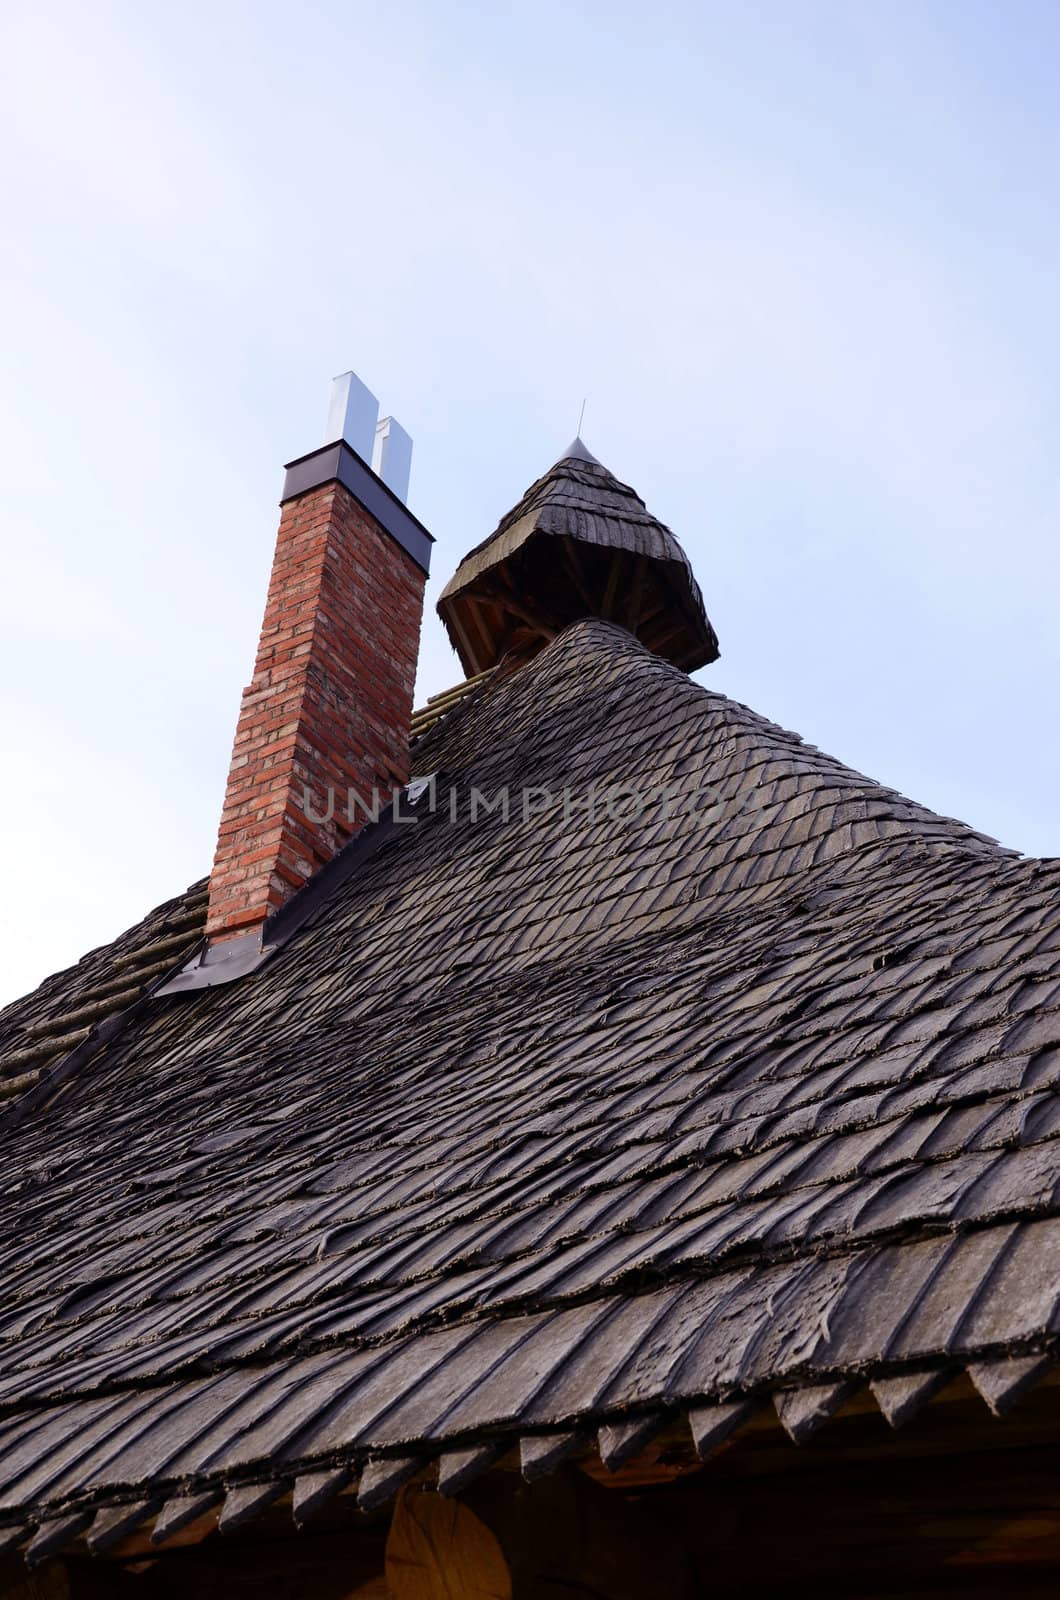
(206, 479, 426, 940)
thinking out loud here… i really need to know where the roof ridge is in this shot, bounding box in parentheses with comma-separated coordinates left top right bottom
(426, 617, 1009, 865)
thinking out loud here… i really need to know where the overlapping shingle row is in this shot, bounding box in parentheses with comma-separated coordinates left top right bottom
(0, 886, 207, 1116)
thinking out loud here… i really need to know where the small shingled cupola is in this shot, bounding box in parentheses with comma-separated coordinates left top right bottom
(437, 438, 718, 675)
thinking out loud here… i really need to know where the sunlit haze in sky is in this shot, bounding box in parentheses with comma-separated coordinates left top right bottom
(2, 0, 1058, 1006)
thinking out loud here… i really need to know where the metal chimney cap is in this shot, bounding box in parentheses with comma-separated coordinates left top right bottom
(373, 415, 413, 504)
(326, 371, 379, 463)
(324, 370, 414, 503)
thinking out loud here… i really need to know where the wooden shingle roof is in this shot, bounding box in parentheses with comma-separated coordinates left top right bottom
(437, 442, 719, 674)
(0, 885, 207, 1119)
(0, 618, 1057, 1555)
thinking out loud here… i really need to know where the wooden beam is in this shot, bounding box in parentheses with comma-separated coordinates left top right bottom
(442, 602, 487, 678)
(581, 1446, 702, 1489)
(493, 600, 557, 642)
(464, 593, 501, 656)
(481, 569, 558, 638)
(635, 596, 666, 628)
(600, 551, 623, 621)
(385, 1487, 511, 1600)
(626, 555, 647, 635)
(469, 588, 555, 647)
(559, 539, 595, 610)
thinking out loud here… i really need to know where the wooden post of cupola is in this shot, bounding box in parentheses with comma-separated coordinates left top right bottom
(204, 372, 434, 946)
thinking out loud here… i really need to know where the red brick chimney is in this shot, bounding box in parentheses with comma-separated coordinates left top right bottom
(205, 375, 432, 944)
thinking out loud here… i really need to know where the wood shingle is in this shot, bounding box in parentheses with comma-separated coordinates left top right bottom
(0, 615, 1056, 1564)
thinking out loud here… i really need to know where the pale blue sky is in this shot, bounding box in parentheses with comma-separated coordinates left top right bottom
(1, 0, 1058, 1006)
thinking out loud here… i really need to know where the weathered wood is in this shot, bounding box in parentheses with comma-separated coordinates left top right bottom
(25, 1521, 89, 1572)
(583, 1409, 706, 1487)
(775, 1379, 859, 1443)
(492, 598, 556, 643)
(358, 1457, 423, 1514)
(443, 604, 488, 679)
(15, 1412, 1060, 1599)
(596, 1412, 665, 1471)
(149, 1491, 219, 1548)
(385, 1486, 511, 1600)
(626, 553, 647, 633)
(872, 1369, 950, 1429)
(435, 1444, 502, 1498)
(438, 448, 718, 673)
(968, 1353, 1054, 1417)
(599, 551, 623, 621)
(218, 1481, 285, 1534)
(558, 540, 595, 610)
(518, 1433, 582, 1483)
(86, 1499, 157, 1555)
(293, 1469, 351, 1527)
(681, 1400, 750, 1462)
